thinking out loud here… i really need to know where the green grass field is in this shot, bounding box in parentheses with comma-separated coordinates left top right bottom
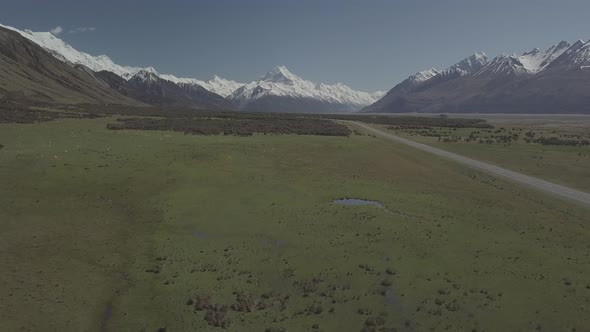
(1, 118, 589, 331)
(373, 124, 590, 192)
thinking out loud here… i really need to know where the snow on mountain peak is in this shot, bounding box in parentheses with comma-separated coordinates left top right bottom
(410, 68, 441, 84)
(0, 23, 149, 78)
(524, 48, 542, 56)
(143, 66, 158, 73)
(0, 23, 245, 97)
(471, 52, 488, 62)
(555, 39, 590, 68)
(442, 52, 489, 76)
(229, 66, 383, 111)
(131, 70, 160, 83)
(474, 54, 529, 77)
(159, 74, 244, 97)
(262, 65, 302, 84)
(518, 41, 571, 73)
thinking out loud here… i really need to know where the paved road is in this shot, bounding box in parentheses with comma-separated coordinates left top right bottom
(352, 121, 590, 208)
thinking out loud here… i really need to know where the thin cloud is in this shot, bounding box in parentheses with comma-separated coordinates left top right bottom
(68, 27, 96, 34)
(50, 26, 63, 35)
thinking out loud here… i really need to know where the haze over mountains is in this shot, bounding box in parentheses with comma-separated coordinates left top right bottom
(1, 22, 590, 114)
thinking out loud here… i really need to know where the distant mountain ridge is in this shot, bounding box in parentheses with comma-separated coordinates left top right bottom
(0, 23, 383, 112)
(0, 26, 143, 105)
(363, 40, 590, 114)
(159, 74, 244, 98)
(95, 70, 233, 109)
(0, 23, 241, 98)
(2, 22, 590, 114)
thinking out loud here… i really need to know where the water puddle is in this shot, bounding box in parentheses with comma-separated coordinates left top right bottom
(192, 231, 210, 238)
(384, 288, 404, 311)
(332, 198, 416, 219)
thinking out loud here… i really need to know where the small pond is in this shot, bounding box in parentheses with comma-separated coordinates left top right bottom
(332, 198, 383, 208)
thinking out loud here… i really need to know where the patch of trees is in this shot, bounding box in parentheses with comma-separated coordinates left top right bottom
(327, 114, 492, 128)
(438, 136, 462, 143)
(525, 131, 536, 139)
(533, 136, 590, 146)
(107, 117, 351, 137)
(1, 100, 493, 130)
(0, 107, 99, 124)
(386, 126, 454, 137)
(71, 104, 493, 129)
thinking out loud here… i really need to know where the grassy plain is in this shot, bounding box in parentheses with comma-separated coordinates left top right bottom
(373, 116, 590, 192)
(1, 117, 589, 331)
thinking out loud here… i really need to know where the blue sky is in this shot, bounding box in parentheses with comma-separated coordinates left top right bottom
(2, 0, 589, 91)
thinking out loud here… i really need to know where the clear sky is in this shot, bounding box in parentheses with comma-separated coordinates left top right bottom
(2, 0, 589, 91)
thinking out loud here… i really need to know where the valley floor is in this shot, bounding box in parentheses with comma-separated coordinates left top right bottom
(354, 122, 590, 207)
(367, 116, 590, 192)
(1, 118, 589, 331)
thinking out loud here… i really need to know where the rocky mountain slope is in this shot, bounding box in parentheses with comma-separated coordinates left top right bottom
(0, 23, 240, 98)
(1, 24, 382, 112)
(3, 22, 588, 114)
(95, 70, 233, 109)
(159, 74, 243, 98)
(0, 26, 142, 105)
(363, 41, 590, 114)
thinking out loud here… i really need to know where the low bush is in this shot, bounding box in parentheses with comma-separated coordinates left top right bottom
(107, 117, 352, 136)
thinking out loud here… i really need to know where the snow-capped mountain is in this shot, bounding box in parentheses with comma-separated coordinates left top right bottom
(130, 70, 161, 84)
(159, 74, 243, 98)
(0, 23, 154, 79)
(366, 68, 440, 101)
(402, 68, 442, 89)
(548, 39, 590, 69)
(441, 52, 489, 77)
(94, 69, 233, 109)
(0, 23, 239, 97)
(473, 41, 572, 78)
(362, 53, 489, 113)
(474, 54, 529, 77)
(418, 53, 490, 87)
(518, 41, 570, 73)
(407, 53, 488, 90)
(228, 66, 384, 112)
(5, 22, 589, 114)
(364, 40, 590, 114)
(0, 26, 144, 106)
(1, 23, 382, 109)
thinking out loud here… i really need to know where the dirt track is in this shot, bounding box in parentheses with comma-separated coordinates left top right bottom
(353, 121, 590, 208)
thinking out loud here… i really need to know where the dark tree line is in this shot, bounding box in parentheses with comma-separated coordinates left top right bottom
(0, 107, 99, 124)
(325, 114, 492, 128)
(533, 136, 590, 146)
(107, 117, 352, 137)
(2, 99, 493, 132)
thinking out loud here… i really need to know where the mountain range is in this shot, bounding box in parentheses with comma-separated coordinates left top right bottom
(363, 40, 590, 114)
(0, 26, 141, 106)
(0, 23, 382, 112)
(229, 66, 384, 113)
(1, 22, 589, 114)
